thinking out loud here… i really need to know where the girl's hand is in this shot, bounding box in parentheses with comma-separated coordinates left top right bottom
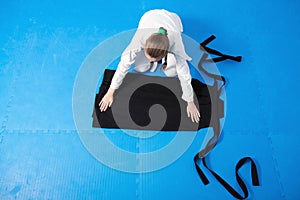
(187, 101, 200, 123)
(99, 93, 114, 112)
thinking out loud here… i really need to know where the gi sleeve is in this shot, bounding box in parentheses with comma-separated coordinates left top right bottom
(110, 49, 139, 89)
(175, 55, 194, 102)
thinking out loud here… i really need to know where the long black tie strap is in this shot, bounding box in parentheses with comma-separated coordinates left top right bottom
(194, 155, 260, 199)
(195, 37, 259, 199)
(200, 35, 242, 63)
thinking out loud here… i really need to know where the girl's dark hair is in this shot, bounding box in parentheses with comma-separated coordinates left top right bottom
(145, 27, 169, 69)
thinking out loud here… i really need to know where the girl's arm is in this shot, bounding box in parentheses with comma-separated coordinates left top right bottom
(175, 56, 200, 123)
(99, 48, 140, 112)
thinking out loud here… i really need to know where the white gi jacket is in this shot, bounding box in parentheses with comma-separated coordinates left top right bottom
(110, 9, 194, 102)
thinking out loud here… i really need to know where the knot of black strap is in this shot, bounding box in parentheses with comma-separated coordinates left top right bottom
(194, 155, 260, 199)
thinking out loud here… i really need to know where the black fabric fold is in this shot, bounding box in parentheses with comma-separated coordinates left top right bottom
(92, 69, 223, 131)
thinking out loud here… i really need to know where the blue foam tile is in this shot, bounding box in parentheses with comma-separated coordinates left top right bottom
(211, 0, 300, 135)
(3, 27, 107, 131)
(269, 132, 300, 200)
(0, 131, 139, 200)
(218, 61, 269, 133)
(100, 128, 140, 153)
(0, 64, 16, 130)
(137, 131, 282, 200)
(248, 35, 300, 134)
(136, 130, 207, 200)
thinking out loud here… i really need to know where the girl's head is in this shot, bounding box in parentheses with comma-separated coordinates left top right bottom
(144, 27, 169, 62)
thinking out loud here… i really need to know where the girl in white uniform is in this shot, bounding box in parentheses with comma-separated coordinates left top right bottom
(99, 9, 200, 123)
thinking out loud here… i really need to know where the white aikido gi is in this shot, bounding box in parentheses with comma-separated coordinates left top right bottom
(110, 9, 194, 102)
